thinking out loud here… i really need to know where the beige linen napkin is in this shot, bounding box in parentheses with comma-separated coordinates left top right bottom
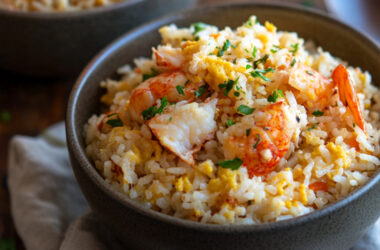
(7, 122, 380, 250)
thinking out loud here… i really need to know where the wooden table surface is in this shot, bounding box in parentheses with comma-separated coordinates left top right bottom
(0, 0, 326, 249)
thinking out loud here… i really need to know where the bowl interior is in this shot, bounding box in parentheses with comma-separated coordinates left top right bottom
(68, 2, 380, 230)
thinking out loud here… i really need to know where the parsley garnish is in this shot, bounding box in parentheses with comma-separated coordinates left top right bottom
(270, 45, 280, 53)
(253, 54, 269, 69)
(244, 48, 249, 53)
(185, 80, 190, 86)
(226, 119, 236, 127)
(250, 68, 274, 82)
(255, 18, 259, 24)
(246, 64, 252, 69)
(234, 91, 240, 97)
(246, 128, 251, 136)
(308, 122, 320, 131)
(306, 70, 314, 76)
(312, 110, 324, 116)
(267, 90, 284, 103)
(192, 22, 206, 35)
(231, 44, 237, 48)
(291, 58, 296, 67)
(232, 58, 237, 64)
(223, 40, 230, 51)
(252, 46, 258, 58)
(237, 105, 255, 115)
(142, 96, 169, 120)
(168, 117, 172, 122)
(195, 85, 207, 97)
(253, 134, 261, 148)
(247, 20, 252, 27)
(106, 118, 123, 127)
(290, 43, 299, 55)
(176, 85, 185, 95)
(194, 36, 200, 41)
(219, 78, 238, 96)
(218, 157, 243, 170)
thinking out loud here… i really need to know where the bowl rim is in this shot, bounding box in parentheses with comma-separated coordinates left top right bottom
(67, 2, 380, 232)
(0, 0, 143, 19)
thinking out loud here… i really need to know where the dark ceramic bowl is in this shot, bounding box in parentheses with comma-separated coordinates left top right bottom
(66, 3, 380, 250)
(0, 0, 195, 77)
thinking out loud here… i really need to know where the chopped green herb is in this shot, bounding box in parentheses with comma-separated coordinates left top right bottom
(246, 64, 252, 69)
(312, 110, 324, 116)
(1, 111, 11, 123)
(247, 20, 252, 27)
(308, 122, 320, 131)
(250, 71, 270, 82)
(247, 57, 253, 62)
(107, 113, 117, 117)
(231, 44, 237, 48)
(142, 96, 169, 120)
(182, 38, 188, 41)
(195, 85, 207, 97)
(252, 46, 258, 58)
(106, 118, 123, 127)
(176, 85, 185, 95)
(218, 157, 243, 170)
(267, 90, 284, 103)
(208, 52, 215, 56)
(301, 0, 314, 7)
(223, 40, 230, 51)
(219, 78, 238, 96)
(233, 58, 237, 64)
(270, 45, 280, 53)
(185, 80, 190, 86)
(255, 18, 259, 24)
(253, 134, 261, 149)
(250, 68, 274, 82)
(306, 70, 314, 76)
(168, 117, 172, 122)
(253, 54, 269, 69)
(244, 48, 249, 53)
(192, 22, 206, 35)
(353, 123, 356, 127)
(246, 128, 251, 136)
(216, 46, 223, 57)
(291, 58, 296, 67)
(237, 105, 255, 115)
(290, 43, 299, 55)
(194, 36, 200, 41)
(234, 91, 240, 97)
(226, 119, 236, 127)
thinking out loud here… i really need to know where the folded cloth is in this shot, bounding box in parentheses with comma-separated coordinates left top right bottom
(7, 122, 380, 250)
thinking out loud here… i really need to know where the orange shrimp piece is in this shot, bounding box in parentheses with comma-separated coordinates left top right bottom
(153, 47, 184, 71)
(224, 102, 297, 177)
(332, 64, 367, 135)
(309, 181, 328, 192)
(129, 71, 195, 121)
(288, 64, 334, 110)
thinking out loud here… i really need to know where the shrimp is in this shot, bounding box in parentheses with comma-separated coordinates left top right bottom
(288, 63, 367, 134)
(288, 64, 334, 110)
(153, 46, 185, 71)
(129, 71, 195, 122)
(332, 64, 367, 135)
(223, 101, 298, 177)
(148, 99, 217, 165)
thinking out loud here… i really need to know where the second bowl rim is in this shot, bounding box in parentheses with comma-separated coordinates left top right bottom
(66, 1, 380, 232)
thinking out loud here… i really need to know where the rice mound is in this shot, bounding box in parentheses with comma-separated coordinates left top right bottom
(0, 0, 122, 12)
(84, 16, 380, 224)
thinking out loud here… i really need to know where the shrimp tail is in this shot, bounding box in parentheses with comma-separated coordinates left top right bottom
(332, 64, 367, 135)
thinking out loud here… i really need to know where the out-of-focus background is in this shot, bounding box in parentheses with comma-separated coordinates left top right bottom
(0, 0, 379, 249)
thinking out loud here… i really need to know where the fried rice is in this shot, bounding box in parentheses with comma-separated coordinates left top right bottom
(84, 16, 380, 224)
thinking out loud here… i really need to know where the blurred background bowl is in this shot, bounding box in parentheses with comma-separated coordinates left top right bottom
(0, 0, 195, 77)
(67, 3, 380, 250)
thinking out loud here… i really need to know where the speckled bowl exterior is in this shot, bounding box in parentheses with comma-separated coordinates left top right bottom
(66, 3, 380, 249)
(0, 0, 195, 77)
